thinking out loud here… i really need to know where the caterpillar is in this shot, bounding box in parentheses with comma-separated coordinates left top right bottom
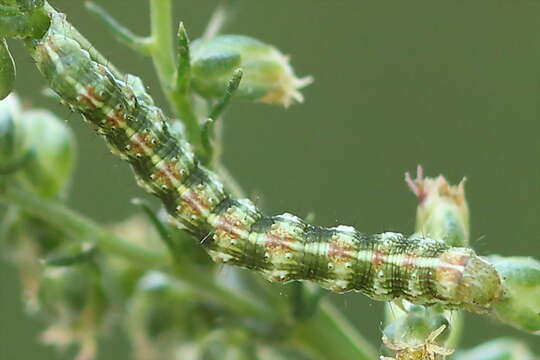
(25, 7, 502, 314)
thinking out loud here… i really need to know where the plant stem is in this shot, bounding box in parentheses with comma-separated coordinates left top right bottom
(173, 263, 270, 319)
(85, 1, 151, 55)
(0, 184, 271, 319)
(148, 0, 174, 88)
(446, 310, 464, 349)
(0, 185, 166, 267)
(148, 0, 201, 151)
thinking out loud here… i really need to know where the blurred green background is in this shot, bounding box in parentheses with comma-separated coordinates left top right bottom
(1, 0, 539, 358)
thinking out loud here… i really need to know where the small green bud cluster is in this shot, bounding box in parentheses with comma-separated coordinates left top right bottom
(191, 35, 312, 107)
(0, 94, 28, 167)
(18, 109, 76, 198)
(0, 93, 76, 198)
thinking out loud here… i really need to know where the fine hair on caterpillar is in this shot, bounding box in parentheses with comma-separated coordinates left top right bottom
(26, 7, 503, 315)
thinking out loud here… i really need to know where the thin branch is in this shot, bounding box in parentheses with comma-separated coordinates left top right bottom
(208, 68, 242, 120)
(0, 184, 167, 267)
(201, 69, 242, 164)
(0, 184, 269, 319)
(148, 0, 201, 151)
(85, 1, 151, 55)
(148, 0, 175, 84)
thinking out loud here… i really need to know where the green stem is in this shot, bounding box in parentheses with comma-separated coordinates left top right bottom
(148, 0, 201, 151)
(85, 1, 151, 55)
(0, 184, 270, 319)
(0, 185, 166, 267)
(446, 310, 464, 349)
(292, 300, 378, 360)
(148, 0, 174, 87)
(173, 262, 270, 319)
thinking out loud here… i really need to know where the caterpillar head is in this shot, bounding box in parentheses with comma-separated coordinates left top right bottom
(436, 248, 503, 313)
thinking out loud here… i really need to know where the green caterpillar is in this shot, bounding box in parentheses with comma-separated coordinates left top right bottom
(26, 7, 502, 314)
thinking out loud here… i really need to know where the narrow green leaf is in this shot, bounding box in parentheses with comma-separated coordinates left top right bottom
(131, 198, 176, 255)
(175, 21, 191, 94)
(208, 67, 242, 120)
(200, 68, 242, 163)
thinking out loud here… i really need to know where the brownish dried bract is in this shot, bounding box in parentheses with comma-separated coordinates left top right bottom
(381, 325, 454, 360)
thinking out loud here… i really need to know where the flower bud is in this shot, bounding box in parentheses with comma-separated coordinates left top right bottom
(190, 35, 312, 107)
(488, 256, 540, 334)
(406, 166, 469, 247)
(1, 96, 76, 198)
(383, 305, 452, 358)
(0, 39, 16, 100)
(18, 109, 76, 198)
(0, 93, 29, 167)
(454, 338, 536, 360)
